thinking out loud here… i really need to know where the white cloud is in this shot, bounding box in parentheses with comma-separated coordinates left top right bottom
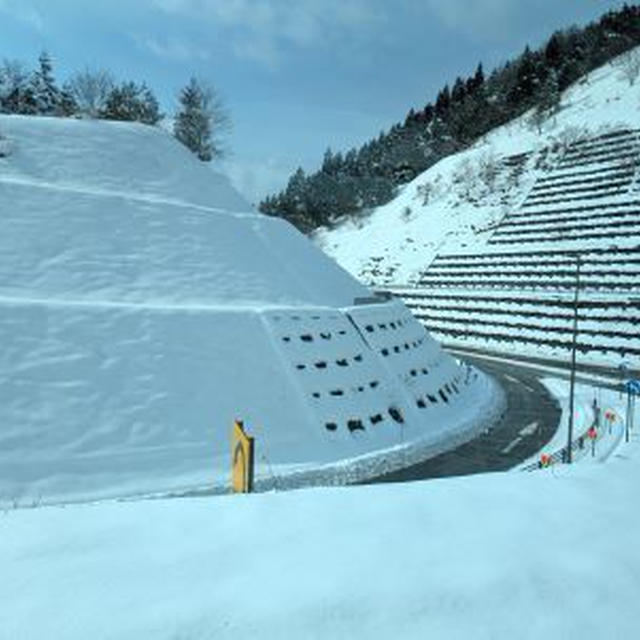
(0, 0, 44, 30)
(130, 33, 211, 61)
(423, 0, 517, 42)
(151, 0, 386, 68)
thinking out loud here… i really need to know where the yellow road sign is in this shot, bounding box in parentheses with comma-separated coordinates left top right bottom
(231, 420, 254, 493)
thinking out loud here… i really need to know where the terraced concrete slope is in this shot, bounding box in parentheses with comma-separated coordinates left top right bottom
(318, 49, 640, 367)
(0, 115, 501, 504)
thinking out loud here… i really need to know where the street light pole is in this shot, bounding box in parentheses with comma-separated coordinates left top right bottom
(566, 253, 581, 464)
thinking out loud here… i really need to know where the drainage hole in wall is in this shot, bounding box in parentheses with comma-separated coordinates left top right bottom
(320, 332, 332, 340)
(296, 364, 306, 370)
(390, 322, 397, 329)
(379, 323, 387, 330)
(300, 334, 313, 342)
(428, 394, 438, 404)
(381, 348, 389, 357)
(282, 336, 291, 342)
(444, 383, 452, 395)
(347, 419, 365, 432)
(312, 392, 321, 398)
(410, 369, 417, 377)
(439, 389, 449, 404)
(421, 368, 428, 375)
(338, 330, 347, 335)
(370, 380, 379, 388)
(315, 361, 327, 369)
(325, 422, 337, 432)
(388, 406, 404, 424)
(365, 325, 374, 333)
(336, 358, 348, 367)
(416, 398, 427, 409)
(393, 346, 400, 354)
(330, 389, 344, 396)
(354, 354, 363, 362)
(370, 413, 383, 425)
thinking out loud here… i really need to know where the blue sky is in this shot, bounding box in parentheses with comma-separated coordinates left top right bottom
(0, 0, 629, 204)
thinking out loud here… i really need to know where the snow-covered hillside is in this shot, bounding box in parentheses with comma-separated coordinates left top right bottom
(2, 380, 637, 640)
(316, 49, 640, 284)
(0, 115, 502, 504)
(316, 50, 640, 367)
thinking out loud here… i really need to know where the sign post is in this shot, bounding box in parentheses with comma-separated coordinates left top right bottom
(624, 379, 640, 444)
(231, 420, 254, 493)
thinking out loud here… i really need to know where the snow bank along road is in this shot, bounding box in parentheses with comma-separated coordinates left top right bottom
(367, 353, 564, 483)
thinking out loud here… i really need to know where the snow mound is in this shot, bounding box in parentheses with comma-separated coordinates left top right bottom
(0, 115, 500, 504)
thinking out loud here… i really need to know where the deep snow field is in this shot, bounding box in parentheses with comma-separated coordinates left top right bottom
(0, 114, 505, 506)
(315, 47, 640, 284)
(1, 380, 638, 640)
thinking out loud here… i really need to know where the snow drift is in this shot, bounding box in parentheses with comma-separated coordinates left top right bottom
(0, 115, 501, 503)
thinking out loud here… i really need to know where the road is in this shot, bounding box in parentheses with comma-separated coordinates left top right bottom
(365, 353, 563, 484)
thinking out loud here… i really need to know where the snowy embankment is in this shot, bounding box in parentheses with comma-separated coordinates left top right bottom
(315, 48, 640, 284)
(1, 381, 637, 640)
(1, 115, 503, 505)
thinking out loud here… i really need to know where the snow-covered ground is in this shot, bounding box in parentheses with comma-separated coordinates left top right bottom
(0, 114, 502, 505)
(2, 380, 637, 640)
(315, 48, 640, 284)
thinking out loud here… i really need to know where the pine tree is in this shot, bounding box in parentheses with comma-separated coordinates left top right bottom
(174, 77, 228, 161)
(30, 51, 63, 115)
(101, 81, 162, 125)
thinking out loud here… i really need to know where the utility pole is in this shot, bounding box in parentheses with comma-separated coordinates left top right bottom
(566, 253, 581, 463)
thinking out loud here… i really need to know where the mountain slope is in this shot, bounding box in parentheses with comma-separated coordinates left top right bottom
(316, 49, 640, 286)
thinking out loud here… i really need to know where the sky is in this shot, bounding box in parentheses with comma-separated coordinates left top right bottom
(0, 0, 631, 205)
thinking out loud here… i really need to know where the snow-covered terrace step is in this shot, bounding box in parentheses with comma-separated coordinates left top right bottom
(529, 168, 635, 193)
(412, 312, 639, 345)
(487, 227, 640, 246)
(563, 129, 640, 153)
(522, 187, 630, 208)
(556, 149, 639, 170)
(416, 265, 640, 283)
(401, 292, 639, 310)
(562, 139, 639, 161)
(430, 245, 640, 265)
(414, 275, 639, 290)
(534, 163, 639, 186)
(527, 173, 634, 196)
(422, 258, 640, 276)
(499, 209, 640, 232)
(430, 329, 640, 359)
(404, 303, 639, 331)
(506, 200, 640, 222)
(420, 324, 640, 358)
(491, 216, 640, 239)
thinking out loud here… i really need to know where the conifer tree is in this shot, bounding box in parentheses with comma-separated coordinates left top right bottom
(174, 77, 228, 161)
(30, 51, 63, 115)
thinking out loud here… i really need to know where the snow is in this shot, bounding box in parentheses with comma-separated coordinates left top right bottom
(0, 114, 500, 504)
(1, 380, 637, 640)
(316, 48, 640, 284)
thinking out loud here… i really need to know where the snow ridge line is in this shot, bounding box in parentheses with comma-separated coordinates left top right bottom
(0, 175, 257, 218)
(0, 294, 332, 313)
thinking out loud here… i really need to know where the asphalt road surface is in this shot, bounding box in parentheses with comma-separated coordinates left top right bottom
(365, 354, 563, 484)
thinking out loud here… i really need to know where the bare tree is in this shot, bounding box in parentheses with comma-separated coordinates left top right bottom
(64, 68, 114, 117)
(615, 48, 640, 86)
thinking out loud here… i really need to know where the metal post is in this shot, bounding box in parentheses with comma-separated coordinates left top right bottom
(626, 391, 632, 444)
(566, 254, 581, 464)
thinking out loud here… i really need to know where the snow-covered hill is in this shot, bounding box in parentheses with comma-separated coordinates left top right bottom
(0, 115, 501, 504)
(316, 50, 640, 367)
(316, 50, 640, 284)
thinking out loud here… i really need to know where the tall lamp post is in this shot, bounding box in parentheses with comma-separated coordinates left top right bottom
(566, 252, 581, 463)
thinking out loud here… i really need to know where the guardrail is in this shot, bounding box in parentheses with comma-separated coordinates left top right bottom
(521, 405, 601, 471)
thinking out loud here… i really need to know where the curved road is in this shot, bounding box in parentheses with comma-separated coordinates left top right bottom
(366, 354, 562, 483)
